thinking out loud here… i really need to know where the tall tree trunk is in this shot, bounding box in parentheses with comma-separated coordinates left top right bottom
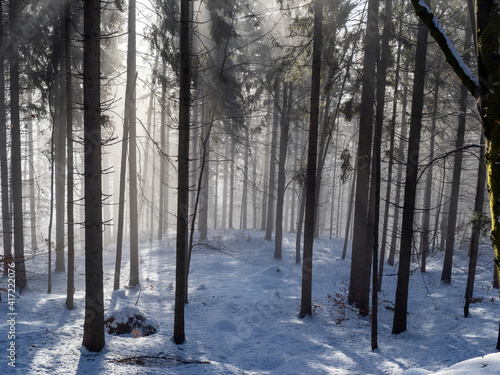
(222, 138, 228, 228)
(342, 166, 356, 260)
(9, 0, 27, 292)
(0, 1, 12, 272)
(199, 105, 210, 240)
(378, 16, 402, 290)
(158, 63, 167, 240)
(419, 65, 440, 273)
(241, 126, 249, 229)
(261, 123, 271, 231)
(82, 0, 104, 352)
(252, 148, 258, 229)
(300, 0, 322, 319)
(127, 0, 139, 287)
(441, 26, 472, 284)
(174, 0, 190, 345)
(275, 82, 291, 259)
(265, 78, 280, 241)
(290, 134, 298, 233)
(139, 52, 159, 231)
(55, 53, 66, 273)
(27, 91, 37, 253)
(228, 136, 235, 229)
(392, 5, 429, 334)
(65, 1, 75, 310)
(388, 70, 409, 266)
(214, 151, 219, 229)
(348, 0, 378, 314)
(464, 131, 486, 317)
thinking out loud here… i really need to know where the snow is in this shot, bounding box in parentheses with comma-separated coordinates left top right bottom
(1, 228, 500, 374)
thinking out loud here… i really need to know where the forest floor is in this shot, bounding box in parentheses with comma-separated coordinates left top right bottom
(1, 228, 500, 374)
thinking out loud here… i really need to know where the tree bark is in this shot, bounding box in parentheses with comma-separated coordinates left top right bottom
(265, 78, 280, 241)
(9, 0, 27, 292)
(82, 0, 104, 352)
(127, 0, 139, 288)
(300, 0, 322, 319)
(275, 82, 291, 259)
(441, 26, 472, 284)
(464, 131, 487, 317)
(174, 0, 190, 345)
(348, 0, 378, 313)
(392, 4, 429, 334)
(0, 0, 12, 273)
(65, 1, 75, 310)
(419, 66, 440, 274)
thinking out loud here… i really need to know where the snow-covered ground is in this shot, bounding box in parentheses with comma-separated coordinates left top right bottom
(1, 228, 500, 374)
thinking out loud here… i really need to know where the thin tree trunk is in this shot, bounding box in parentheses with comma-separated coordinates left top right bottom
(388, 70, 409, 266)
(0, 2, 12, 272)
(65, 1, 75, 310)
(300, 0, 322, 319)
(464, 131, 486, 317)
(228, 136, 235, 229)
(127, 0, 139, 287)
(222, 139, 228, 228)
(252, 148, 258, 229)
(265, 78, 280, 241)
(158, 63, 167, 240)
(290, 134, 298, 233)
(419, 65, 440, 273)
(9, 0, 27, 292)
(296, 184, 306, 264)
(441, 26, 472, 284)
(378, 20, 402, 290)
(55, 54, 66, 273)
(27, 91, 37, 253)
(261, 123, 271, 231)
(392, 6, 429, 334)
(342, 166, 356, 260)
(199, 104, 210, 240)
(275, 82, 291, 259)
(241, 126, 249, 229)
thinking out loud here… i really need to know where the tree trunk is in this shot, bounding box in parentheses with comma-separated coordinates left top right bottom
(464, 131, 486, 317)
(241, 126, 249, 230)
(265, 79, 280, 241)
(342, 166, 356, 260)
(82, 0, 104, 351)
(65, 1, 75, 310)
(441, 26, 472, 284)
(9, 0, 27, 292)
(222, 138, 228, 228)
(388, 70, 409, 266)
(228, 136, 235, 229)
(127, 0, 139, 288)
(174, 0, 190, 345)
(27, 91, 37, 253)
(199, 105, 210, 240)
(0, 1, 12, 273)
(275, 82, 291, 259)
(300, 0, 322, 319)
(392, 5, 429, 334)
(55, 52, 66, 273)
(378, 19, 402, 290)
(419, 66, 440, 274)
(348, 0, 378, 313)
(158, 63, 167, 240)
